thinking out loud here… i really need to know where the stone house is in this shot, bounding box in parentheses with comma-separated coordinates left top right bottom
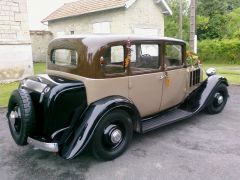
(30, 30, 53, 62)
(0, 0, 33, 83)
(42, 0, 172, 37)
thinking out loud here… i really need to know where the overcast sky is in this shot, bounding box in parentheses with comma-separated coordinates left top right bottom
(27, 0, 73, 30)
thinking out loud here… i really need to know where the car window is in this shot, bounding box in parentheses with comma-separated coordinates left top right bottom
(165, 45, 183, 67)
(52, 49, 78, 66)
(102, 45, 125, 74)
(130, 44, 160, 74)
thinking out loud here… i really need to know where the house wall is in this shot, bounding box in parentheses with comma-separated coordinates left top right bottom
(30, 30, 53, 62)
(0, 0, 33, 83)
(48, 0, 165, 37)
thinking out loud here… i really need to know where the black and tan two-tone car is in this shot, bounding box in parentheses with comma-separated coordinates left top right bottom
(7, 35, 228, 160)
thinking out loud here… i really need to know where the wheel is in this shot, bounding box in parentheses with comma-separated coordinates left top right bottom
(205, 84, 228, 114)
(91, 109, 133, 160)
(7, 89, 35, 145)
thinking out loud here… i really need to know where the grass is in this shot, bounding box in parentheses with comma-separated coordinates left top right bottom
(0, 63, 46, 107)
(34, 62, 46, 74)
(202, 64, 240, 85)
(0, 63, 239, 107)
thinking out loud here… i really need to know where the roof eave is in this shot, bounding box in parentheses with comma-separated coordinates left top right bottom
(155, 0, 173, 16)
(41, 5, 126, 23)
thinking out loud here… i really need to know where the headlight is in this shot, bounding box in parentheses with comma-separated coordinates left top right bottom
(206, 68, 216, 77)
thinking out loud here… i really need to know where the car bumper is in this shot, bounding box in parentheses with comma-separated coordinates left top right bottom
(27, 137, 59, 152)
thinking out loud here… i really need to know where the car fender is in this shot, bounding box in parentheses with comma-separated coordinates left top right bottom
(60, 96, 141, 159)
(181, 75, 229, 113)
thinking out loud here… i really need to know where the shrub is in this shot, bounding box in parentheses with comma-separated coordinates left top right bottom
(198, 39, 240, 64)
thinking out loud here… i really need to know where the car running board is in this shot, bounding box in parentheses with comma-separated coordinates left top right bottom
(140, 108, 193, 133)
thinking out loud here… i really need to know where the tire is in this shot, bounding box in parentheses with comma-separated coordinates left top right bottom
(7, 89, 35, 145)
(205, 83, 228, 114)
(91, 109, 133, 161)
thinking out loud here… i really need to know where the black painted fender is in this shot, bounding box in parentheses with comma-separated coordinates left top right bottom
(60, 96, 141, 159)
(181, 75, 229, 113)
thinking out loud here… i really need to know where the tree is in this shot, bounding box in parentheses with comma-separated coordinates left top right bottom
(165, 0, 189, 41)
(197, 0, 227, 17)
(225, 8, 240, 38)
(196, 0, 235, 40)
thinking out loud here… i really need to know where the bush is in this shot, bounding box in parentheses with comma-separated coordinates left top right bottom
(198, 39, 240, 64)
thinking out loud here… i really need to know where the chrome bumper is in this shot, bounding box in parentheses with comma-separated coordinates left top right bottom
(27, 137, 59, 152)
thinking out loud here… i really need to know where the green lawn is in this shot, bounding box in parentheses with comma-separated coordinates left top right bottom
(34, 62, 46, 74)
(0, 63, 46, 107)
(0, 63, 239, 107)
(202, 64, 240, 85)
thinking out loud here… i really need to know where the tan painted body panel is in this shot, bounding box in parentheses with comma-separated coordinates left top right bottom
(160, 68, 188, 111)
(47, 70, 129, 105)
(48, 70, 164, 117)
(129, 72, 164, 117)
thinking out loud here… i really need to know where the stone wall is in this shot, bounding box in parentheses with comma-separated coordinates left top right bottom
(0, 0, 33, 83)
(30, 30, 53, 62)
(48, 0, 165, 37)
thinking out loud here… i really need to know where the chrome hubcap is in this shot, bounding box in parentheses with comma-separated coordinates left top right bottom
(9, 107, 21, 132)
(110, 129, 122, 144)
(215, 93, 224, 105)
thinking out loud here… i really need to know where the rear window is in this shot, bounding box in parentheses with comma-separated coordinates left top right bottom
(52, 49, 78, 66)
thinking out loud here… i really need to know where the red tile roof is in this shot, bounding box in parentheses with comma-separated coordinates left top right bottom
(42, 0, 127, 22)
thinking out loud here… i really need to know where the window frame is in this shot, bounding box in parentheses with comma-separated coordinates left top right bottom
(129, 41, 163, 76)
(163, 41, 186, 71)
(51, 48, 78, 68)
(102, 44, 128, 78)
(92, 22, 111, 34)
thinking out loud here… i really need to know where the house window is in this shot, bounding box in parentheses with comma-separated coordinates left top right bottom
(134, 28, 158, 36)
(56, 31, 65, 37)
(93, 22, 110, 33)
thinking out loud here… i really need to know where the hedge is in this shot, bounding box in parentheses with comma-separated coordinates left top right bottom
(198, 39, 240, 64)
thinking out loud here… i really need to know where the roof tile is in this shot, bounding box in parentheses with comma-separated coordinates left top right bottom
(42, 0, 127, 22)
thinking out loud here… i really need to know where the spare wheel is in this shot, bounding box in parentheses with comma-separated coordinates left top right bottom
(7, 89, 35, 145)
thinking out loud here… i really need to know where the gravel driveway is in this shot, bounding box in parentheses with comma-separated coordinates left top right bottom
(0, 85, 240, 180)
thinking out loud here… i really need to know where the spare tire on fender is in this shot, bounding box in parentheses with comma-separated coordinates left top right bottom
(7, 89, 35, 145)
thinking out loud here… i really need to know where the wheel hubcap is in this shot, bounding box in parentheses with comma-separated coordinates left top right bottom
(104, 124, 123, 148)
(9, 107, 21, 133)
(110, 129, 122, 144)
(215, 93, 224, 105)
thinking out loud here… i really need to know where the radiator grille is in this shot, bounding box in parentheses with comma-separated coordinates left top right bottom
(190, 68, 201, 87)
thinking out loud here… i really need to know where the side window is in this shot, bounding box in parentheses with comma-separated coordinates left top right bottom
(102, 45, 125, 74)
(130, 44, 160, 73)
(165, 44, 183, 67)
(52, 49, 78, 66)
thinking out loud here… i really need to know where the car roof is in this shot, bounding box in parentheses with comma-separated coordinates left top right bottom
(52, 34, 185, 45)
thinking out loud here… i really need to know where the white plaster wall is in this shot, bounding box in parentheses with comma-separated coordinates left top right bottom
(0, 44, 33, 83)
(0, 0, 33, 82)
(48, 0, 165, 37)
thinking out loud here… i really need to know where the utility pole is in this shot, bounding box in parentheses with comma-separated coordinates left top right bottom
(190, 0, 197, 52)
(179, 0, 183, 39)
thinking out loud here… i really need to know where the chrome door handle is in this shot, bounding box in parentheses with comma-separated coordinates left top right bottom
(158, 75, 166, 80)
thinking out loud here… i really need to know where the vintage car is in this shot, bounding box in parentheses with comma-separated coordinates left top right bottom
(7, 35, 228, 160)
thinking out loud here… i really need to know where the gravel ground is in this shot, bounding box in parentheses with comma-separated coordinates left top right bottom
(0, 85, 240, 180)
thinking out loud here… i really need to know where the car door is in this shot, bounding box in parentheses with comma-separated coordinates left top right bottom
(160, 42, 188, 111)
(128, 43, 164, 117)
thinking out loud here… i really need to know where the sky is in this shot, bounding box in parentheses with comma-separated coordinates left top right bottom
(27, 0, 74, 30)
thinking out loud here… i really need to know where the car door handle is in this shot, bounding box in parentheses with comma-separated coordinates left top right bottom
(158, 75, 166, 80)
